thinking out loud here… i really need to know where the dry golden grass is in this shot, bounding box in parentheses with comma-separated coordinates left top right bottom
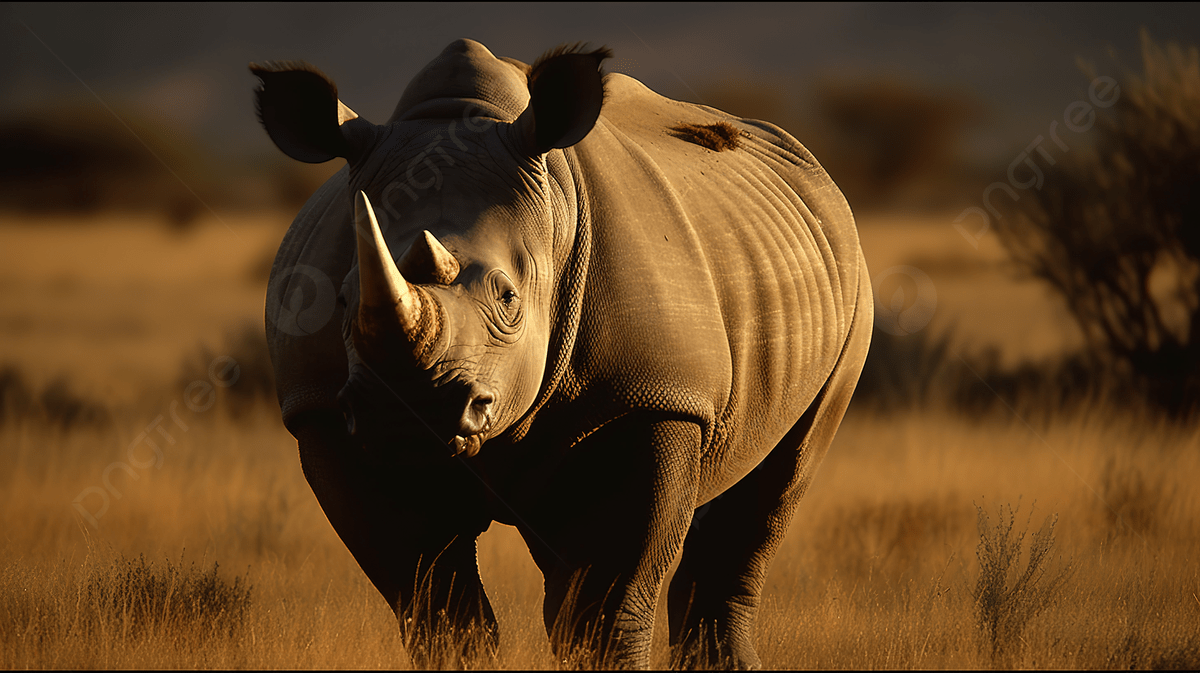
(0, 212, 285, 403)
(760, 406, 1200, 669)
(2, 214, 1198, 668)
(2, 397, 1198, 668)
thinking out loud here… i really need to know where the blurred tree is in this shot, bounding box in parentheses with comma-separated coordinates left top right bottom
(699, 77, 982, 211)
(996, 30, 1200, 417)
(814, 78, 983, 209)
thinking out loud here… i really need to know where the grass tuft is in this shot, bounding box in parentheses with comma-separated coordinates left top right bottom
(972, 501, 1072, 665)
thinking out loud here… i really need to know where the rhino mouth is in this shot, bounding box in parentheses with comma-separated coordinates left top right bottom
(449, 411, 491, 457)
(450, 433, 484, 458)
(449, 409, 492, 458)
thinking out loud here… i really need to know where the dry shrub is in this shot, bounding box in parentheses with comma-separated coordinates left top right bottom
(813, 79, 983, 209)
(1108, 618, 1200, 670)
(972, 502, 1072, 664)
(1110, 632, 1200, 671)
(84, 553, 253, 641)
(0, 105, 213, 227)
(852, 326, 953, 413)
(854, 327, 1103, 423)
(1, 550, 254, 668)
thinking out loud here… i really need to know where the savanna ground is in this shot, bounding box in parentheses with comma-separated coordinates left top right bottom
(2, 210, 1199, 669)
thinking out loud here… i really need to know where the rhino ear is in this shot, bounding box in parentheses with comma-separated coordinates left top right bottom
(515, 44, 612, 155)
(250, 61, 373, 164)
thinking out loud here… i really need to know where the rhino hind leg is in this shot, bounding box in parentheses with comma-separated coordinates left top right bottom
(292, 411, 498, 667)
(517, 414, 701, 669)
(668, 281, 872, 670)
(666, 409, 819, 670)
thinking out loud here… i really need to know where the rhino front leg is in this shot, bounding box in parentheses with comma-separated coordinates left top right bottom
(519, 414, 699, 668)
(292, 410, 498, 667)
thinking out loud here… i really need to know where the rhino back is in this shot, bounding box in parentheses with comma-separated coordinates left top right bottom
(565, 74, 862, 497)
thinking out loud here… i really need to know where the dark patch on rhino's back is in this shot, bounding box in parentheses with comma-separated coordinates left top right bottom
(669, 122, 741, 152)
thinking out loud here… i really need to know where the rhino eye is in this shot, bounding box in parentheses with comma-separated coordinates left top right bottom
(498, 288, 521, 320)
(487, 270, 522, 330)
(496, 286, 521, 326)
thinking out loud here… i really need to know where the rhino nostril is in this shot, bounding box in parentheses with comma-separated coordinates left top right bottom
(459, 384, 496, 435)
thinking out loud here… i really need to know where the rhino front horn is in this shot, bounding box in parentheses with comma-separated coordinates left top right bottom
(353, 191, 439, 358)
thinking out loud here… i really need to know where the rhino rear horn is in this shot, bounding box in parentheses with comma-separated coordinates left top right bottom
(353, 191, 435, 354)
(251, 61, 376, 164)
(398, 231, 460, 285)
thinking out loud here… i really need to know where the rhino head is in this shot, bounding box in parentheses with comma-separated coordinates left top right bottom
(252, 43, 610, 459)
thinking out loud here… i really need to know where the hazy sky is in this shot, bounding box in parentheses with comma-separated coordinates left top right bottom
(5, 2, 1200, 165)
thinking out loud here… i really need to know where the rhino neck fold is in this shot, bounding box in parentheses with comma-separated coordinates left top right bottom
(506, 147, 592, 444)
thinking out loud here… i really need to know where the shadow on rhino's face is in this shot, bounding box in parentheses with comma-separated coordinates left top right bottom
(337, 358, 495, 461)
(334, 190, 546, 462)
(336, 279, 510, 461)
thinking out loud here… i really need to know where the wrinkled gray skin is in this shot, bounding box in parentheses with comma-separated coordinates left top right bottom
(258, 39, 872, 669)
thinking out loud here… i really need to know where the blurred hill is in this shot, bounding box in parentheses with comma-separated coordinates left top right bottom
(0, 103, 338, 225)
(4, 3, 1199, 225)
(2, 75, 989, 225)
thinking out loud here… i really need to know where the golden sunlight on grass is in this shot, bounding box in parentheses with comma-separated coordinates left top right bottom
(0, 213, 284, 402)
(757, 408, 1200, 668)
(2, 401, 1197, 668)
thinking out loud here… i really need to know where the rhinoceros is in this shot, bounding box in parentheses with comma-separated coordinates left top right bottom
(252, 39, 872, 669)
